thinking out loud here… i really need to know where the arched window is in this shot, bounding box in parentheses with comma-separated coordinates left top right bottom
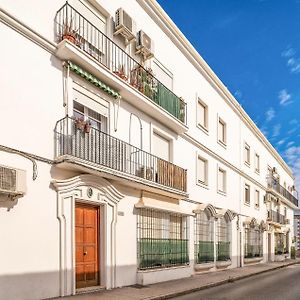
(244, 222, 263, 258)
(216, 216, 231, 261)
(194, 210, 214, 263)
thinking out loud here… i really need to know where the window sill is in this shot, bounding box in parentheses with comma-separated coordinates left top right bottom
(244, 202, 250, 207)
(137, 264, 190, 273)
(194, 262, 215, 271)
(217, 190, 227, 196)
(244, 257, 263, 264)
(216, 260, 231, 268)
(197, 124, 209, 136)
(244, 162, 250, 168)
(196, 181, 209, 190)
(255, 170, 260, 175)
(218, 140, 227, 149)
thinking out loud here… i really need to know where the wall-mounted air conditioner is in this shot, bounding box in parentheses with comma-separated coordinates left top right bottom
(0, 165, 26, 197)
(136, 30, 154, 60)
(114, 8, 136, 45)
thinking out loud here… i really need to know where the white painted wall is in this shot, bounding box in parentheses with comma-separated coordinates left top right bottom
(0, 0, 297, 298)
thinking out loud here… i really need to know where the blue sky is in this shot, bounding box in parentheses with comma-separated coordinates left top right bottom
(158, 0, 300, 193)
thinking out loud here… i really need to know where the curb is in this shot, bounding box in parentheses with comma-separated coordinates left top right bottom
(148, 261, 300, 300)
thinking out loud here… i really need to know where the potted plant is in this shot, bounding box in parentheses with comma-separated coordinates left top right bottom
(74, 117, 85, 131)
(114, 64, 128, 81)
(62, 18, 78, 44)
(84, 120, 91, 133)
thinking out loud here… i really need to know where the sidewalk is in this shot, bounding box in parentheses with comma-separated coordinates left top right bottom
(62, 259, 300, 300)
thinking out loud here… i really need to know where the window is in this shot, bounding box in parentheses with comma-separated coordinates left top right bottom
(73, 100, 107, 132)
(153, 132, 170, 161)
(218, 167, 226, 193)
(218, 117, 227, 145)
(244, 224, 263, 258)
(216, 217, 231, 261)
(254, 153, 260, 173)
(244, 143, 250, 165)
(194, 211, 214, 264)
(197, 156, 208, 185)
(137, 208, 189, 269)
(197, 99, 208, 130)
(255, 190, 260, 208)
(244, 184, 250, 204)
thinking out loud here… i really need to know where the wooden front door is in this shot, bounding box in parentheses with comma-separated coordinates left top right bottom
(75, 204, 100, 289)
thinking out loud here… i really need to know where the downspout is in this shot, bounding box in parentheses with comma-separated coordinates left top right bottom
(114, 95, 121, 132)
(129, 113, 143, 149)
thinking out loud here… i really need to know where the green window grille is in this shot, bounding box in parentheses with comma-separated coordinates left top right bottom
(137, 208, 189, 270)
(216, 217, 231, 261)
(244, 225, 263, 258)
(194, 211, 214, 263)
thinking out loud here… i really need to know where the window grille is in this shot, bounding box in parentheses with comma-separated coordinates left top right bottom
(137, 208, 189, 270)
(194, 211, 214, 264)
(216, 217, 231, 261)
(244, 225, 263, 258)
(275, 233, 289, 254)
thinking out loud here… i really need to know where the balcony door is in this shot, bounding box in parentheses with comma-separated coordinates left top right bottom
(75, 203, 100, 289)
(153, 132, 170, 161)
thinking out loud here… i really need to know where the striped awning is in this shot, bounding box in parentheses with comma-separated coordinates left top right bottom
(66, 61, 120, 99)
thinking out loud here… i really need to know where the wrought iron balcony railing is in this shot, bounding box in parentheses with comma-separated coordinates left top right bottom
(54, 116, 187, 192)
(55, 3, 186, 124)
(267, 179, 298, 207)
(267, 210, 286, 225)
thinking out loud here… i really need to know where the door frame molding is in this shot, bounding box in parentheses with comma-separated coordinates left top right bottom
(52, 174, 124, 296)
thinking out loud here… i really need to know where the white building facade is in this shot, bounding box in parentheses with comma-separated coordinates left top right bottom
(0, 1, 298, 299)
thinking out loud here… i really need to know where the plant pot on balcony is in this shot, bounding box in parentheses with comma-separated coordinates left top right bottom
(74, 118, 85, 131)
(63, 34, 76, 44)
(85, 122, 91, 133)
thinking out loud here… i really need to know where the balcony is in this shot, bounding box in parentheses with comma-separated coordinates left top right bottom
(267, 180, 298, 207)
(55, 4, 187, 132)
(267, 210, 286, 225)
(54, 117, 187, 195)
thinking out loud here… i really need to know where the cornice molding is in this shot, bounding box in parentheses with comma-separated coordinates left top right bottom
(0, 6, 56, 54)
(52, 174, 124, 204)
(137, 0, 293, 177)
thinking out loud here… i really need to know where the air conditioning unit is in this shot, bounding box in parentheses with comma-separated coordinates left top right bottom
(136, 166, 153, 181)
(114, 8, 136, 44)
(136, 30, 154, 59)
(0, 165, 26, 197)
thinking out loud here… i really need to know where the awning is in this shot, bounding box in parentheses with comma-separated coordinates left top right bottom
(66, 61, 120, 99)
(135, 192, 193, 216)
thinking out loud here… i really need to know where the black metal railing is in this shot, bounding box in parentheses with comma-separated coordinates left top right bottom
(54, 116, 187, 192)
(267, 210, 286, 224)
(55, 3, 187, 123)
(267, 179, 298, 207)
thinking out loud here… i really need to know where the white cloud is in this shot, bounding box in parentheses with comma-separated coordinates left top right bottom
(284, 146, 300, 196)
(277, 139, 285, 146)
(287, 141, 295, 147)
(272, 124, 281, 137)
(282, 47, 296, 58)
(234, 90, 242, 99)
(278, 89, 292, 106)
(282, 47, 300, 74)
(265, 107, 275, 122)
(289, 119, 298, 125)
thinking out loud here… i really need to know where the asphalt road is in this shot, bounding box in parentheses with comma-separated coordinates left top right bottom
(173, 264, 300, 300)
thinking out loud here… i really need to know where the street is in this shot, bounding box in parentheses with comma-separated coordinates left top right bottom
(173, 264, 300, 300)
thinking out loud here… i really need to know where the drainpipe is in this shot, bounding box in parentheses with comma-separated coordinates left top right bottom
(129, 113, 143, 149)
